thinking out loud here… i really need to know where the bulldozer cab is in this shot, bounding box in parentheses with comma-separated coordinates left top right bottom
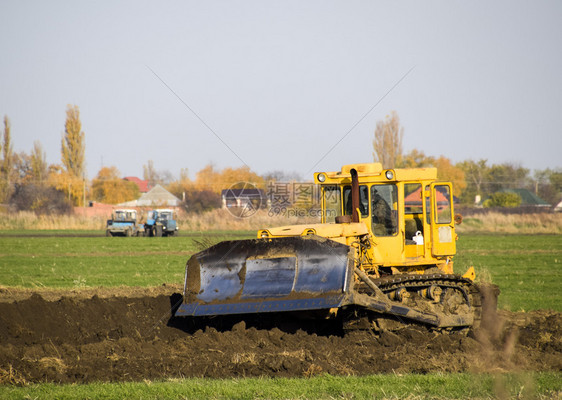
(316, 163, 456, 269)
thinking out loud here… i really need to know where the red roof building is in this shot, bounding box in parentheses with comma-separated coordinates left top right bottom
(404, 187, 450, 212)
(123, 177, 151, 193)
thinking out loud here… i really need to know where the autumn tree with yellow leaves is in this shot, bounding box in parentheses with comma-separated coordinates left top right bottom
(0, 116, 14, 202)
(167, 164, 265, 213)
(399, 150, 466, 197)
(91, 166, 139, 204)
(50, 105, 87, 205)
(190, 164, 264, 193)
(61, 105, 85, 177)
(433, 156, 467, 198)
(168, 163, 265, 197)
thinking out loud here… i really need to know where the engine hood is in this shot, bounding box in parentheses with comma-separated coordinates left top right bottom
(258, 222, 369, 240)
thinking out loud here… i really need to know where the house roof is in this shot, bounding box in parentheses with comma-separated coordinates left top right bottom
(404, 187, 449, 205)
(499, 188, 550, 206)
(118, 184, 181, 207)
(123, 176, 151, 193)
(138, 184, 181, 206)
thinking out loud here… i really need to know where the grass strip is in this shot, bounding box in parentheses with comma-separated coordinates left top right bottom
(1, 372, 560, 400)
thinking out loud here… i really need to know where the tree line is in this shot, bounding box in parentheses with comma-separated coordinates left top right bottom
(1, 105, 86, 214)
(373, 111, 562, 207)
(1, 108, 560, 215)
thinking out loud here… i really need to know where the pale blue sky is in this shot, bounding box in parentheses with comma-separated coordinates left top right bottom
(1, 1, 561, 180)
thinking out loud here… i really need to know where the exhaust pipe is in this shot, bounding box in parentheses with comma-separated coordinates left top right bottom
(351, 168, 360, 223)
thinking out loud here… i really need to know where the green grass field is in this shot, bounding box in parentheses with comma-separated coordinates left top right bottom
(0, 372, 560, 400)
(1, 231, 561, 399)
(1, 231, 560, 312)
(455, 234, 562, 311)
(0, 231, 254, 288)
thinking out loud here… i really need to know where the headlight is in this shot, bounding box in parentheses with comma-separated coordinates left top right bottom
(317, 173, 326, 182)
(385, 170, 394, 180)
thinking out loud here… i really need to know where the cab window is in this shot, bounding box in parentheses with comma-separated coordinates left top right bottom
(404, 183, 422, 214)
(371, 184, 398, 236)
(404, 183, 423, 240)
(434, 185, 452, 224)
(322, 186, 341, 223)
(343, 185, 369, 217)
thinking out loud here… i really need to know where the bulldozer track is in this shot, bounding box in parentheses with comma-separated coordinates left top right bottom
(360, 273, 486, 330)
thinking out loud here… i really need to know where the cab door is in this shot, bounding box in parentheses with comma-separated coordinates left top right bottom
(370, 184, 404, 264)
(430, 183, 456, 257)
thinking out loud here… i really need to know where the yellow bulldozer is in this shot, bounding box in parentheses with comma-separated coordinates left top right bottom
(176, 163, 497, 331)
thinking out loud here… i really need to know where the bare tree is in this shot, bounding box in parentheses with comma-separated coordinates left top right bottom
(13, 152, 33, 183)
(372, 111, 403, 169)
(143, 160, 174, 187)
(143, 160, 158, 187)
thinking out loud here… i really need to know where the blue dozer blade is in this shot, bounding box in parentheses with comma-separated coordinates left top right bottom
(176, 236, 353, 317)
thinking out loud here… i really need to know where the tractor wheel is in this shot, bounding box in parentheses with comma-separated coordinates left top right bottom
(155, 226, 163, 237)
(106, 230, 113, 237)
(125, 228, 132, 237)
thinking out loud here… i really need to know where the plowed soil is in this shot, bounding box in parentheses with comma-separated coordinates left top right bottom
(0, 287, 560, 384)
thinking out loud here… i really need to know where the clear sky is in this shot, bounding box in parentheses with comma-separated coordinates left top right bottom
(1, 1, 561, 180)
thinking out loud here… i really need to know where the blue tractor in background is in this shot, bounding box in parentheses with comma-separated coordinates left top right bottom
(144, 209, 178, 237)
